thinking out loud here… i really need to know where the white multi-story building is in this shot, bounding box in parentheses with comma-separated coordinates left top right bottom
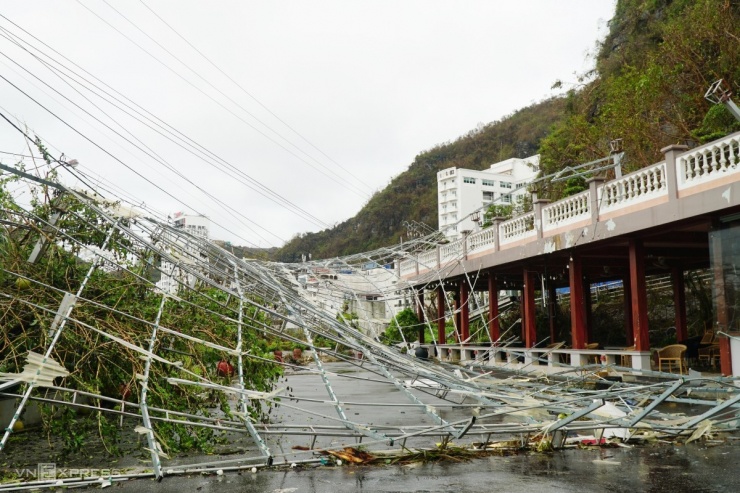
(156, 212, 211, 294)
(437, 155, 539, 239)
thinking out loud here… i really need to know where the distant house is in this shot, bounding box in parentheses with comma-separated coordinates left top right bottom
(437, 155, 539, 239)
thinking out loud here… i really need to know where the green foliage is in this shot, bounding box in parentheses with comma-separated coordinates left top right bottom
(692, 104, 740, 144)
(281, 0, 738, 267)
(562, 177, 587, 197)
(540, 0, 740, 200)
(383, 308, 434, 344)
(0, 165, 282, 457)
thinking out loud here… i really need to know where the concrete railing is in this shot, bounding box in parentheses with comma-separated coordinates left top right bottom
(600, 161, 667, 212)
(417, 249, 437, 271)
(677, 132, 740, 190)
(467, 227, 495, 253)
(398, 132, 740, 279)
(399, 258, 416, 277)
(440, 239, 463, 264)
(499, 212, 535, 245)
(542, 190, 590, 231)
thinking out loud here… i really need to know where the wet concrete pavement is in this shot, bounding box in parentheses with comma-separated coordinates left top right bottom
(6, 361, 740, 491)
(110, 441, 740, 492)
(110, 361, 740, 492)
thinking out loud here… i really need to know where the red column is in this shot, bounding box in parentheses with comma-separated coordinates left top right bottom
(523, 269, 537, 348)
(569, 253, 587, 349)
(711, 231, 732, 375)
(453, 291, 461, 342)
(416, 290, 426, 343)
(460, 280, 470, 343)
(548, 283, 558, 343)
(437, 286, 446, 344)
(623, 275, 634, 345)
(488, 275, 500, 342)
(583, 277, 593, 344)
(629, 240, 650, 351)
(671, 267, 687, 342)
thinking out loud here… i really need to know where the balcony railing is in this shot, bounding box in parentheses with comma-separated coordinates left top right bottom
(467, 227, 496, 253)
(542, 190, 590, 231)
(440, 239, 463, 264)
(678, 132, 740, 190)
(499, 212, 535, 245)
(600, 161, 667, 212)
(398, 131, 740, 279)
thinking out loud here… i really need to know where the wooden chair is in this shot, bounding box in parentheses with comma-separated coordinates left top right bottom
(620, 345, 636, 367)
(585, 342, 600, 364)
(699, 331, 714, 345)
(698, 343, 720, 368)
(657, 344, 687, 374)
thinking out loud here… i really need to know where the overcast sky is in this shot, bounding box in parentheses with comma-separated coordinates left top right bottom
(0, 1, 616, 248)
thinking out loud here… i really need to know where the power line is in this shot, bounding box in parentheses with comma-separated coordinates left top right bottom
(138, 0, 375, 196)
(0, 78, 275, 249)
(75, 0, 371, 201)
(0, 46, 285, 246)
(0, 20, 330, 233)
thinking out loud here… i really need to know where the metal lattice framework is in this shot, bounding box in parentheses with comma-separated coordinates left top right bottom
(1, 163, 739, 491)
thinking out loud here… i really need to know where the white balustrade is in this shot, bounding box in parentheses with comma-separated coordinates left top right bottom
(467, 227, 496, 253)
(542, 190, 590, 231)
(677, 132, 740, 190)
(399, 259, 416, 277)
(401, 132, 740, 279)
(499, 212, 536, 244)
(599, 162, 667, 212)
(417, 249, 437, 270)
(440, 239, 463, 264)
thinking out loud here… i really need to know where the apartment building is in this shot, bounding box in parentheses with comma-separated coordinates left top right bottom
(437, 155, 539, 239)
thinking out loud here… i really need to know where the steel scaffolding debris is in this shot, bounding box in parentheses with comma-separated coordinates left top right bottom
(0, 163, 739, 491)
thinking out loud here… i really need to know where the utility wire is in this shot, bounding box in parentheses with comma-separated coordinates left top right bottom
(0, 46, 284, 246)
(75, 0, 370, 200)
(0, 21, 329, 233)
(0, 79, 273, 249)
(138, 0, 375, 195)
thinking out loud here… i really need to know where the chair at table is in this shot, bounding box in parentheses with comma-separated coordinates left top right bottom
(698, 343, 720, 368)
(657, 344, 687, 374)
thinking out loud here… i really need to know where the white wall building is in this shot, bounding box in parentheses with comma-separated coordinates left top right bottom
(437, 155, 539, 239)
(156, 212, 211, 294)
(296, 264, 411, 337)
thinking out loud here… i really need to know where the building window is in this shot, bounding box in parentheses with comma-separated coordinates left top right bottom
(482, 179, 495, 187)
(483, 191, 494, 201)
(463, 177, 476, 184)
(500, 181, 512, 189)
(502, 194, 512, 203)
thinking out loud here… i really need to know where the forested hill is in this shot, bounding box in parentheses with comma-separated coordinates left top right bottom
(276, 97, 567, 262)
(276, 0, 740, 262)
